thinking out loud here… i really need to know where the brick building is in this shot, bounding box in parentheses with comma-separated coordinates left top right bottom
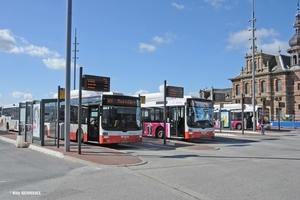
(229, 5, 300, 121)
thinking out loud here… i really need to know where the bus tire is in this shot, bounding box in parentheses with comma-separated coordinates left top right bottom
(156, 127, 164, 139)
(236, 123, 242, 130)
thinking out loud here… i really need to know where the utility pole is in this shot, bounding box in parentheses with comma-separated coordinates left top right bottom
(249, 0, 257, 131)
(73, 28, 79, 90)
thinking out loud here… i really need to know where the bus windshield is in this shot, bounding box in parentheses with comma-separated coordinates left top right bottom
(102, 105, 141, 131)
(257, 108, 270, 123)
(186, 100, 214, 128)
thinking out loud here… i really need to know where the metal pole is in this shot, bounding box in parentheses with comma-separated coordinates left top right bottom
(78, 67, 82, 154)
(64, 0, 72, 152)
(57, 86, 60, 148)
(278, 100, 281, 130)
(251, 0, 256, 132)
(242, 93, 245, 135)
(163, 80, 167, 145)
(219, 103, 222, 132)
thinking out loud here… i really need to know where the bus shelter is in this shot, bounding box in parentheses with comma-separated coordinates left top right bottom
(18, 99, 59, 146)
(214, 110, 232, 130)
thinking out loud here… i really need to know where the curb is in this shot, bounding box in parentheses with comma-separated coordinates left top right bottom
(0, 136, 65, 159)
(0, 136, 15, 144)
(28, 144, 65, 159)
(215, 133, 237, 137)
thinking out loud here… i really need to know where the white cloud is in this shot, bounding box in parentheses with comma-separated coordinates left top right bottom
(188, 92, 200, 97)
(152, 33, 175, 44)
(205, 0, 226, 9)
(11, 91, 33, 99)
(171, 2, 184, 10)
(0, 29, 59, 57)
(43, 58, 66, 70)
(0, 93, 2, 98)
(24, 45, 59, 57)
(226, 27, 289, 55)
(139, 43, 156, 52)
(0, 29, 17, 52)
(139, 33, 176, 53)
(204, 0, 234, 10)
(135, 90, 149, 95)
(152, 36, 165, 44)
(44, 92, 55, 98)
(159, 84, 165, 93)
(135, 85, 165, 95)
(0, 29, 62, 69)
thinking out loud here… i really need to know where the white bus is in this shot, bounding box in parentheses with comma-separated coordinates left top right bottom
(214, 104, 271, 130)
(140, 93, 214, 139)
(52, 90, 142, 144)
(0, 104, 19, 131)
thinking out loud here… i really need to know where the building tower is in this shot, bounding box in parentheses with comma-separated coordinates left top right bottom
(287, 2, 300, 66)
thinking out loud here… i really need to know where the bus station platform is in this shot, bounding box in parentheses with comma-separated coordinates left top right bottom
(0, 130, 144, 166)
(1, 129, 298, 166)
(0, 130, 218, 166)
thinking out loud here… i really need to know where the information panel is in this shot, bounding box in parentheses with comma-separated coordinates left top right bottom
(82, 74, 110, 92)
(244, 97, 252, 104)
(213, 93, 225, 102)
(166, 86, 184, 98)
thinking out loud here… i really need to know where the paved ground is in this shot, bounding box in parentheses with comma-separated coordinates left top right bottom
(0, 128, 297, 166)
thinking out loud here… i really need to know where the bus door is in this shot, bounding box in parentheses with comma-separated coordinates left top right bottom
(169, 106, 185, 137)
(87, 105, 99, 142)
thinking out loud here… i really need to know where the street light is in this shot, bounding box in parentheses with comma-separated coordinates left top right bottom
(249, 0, 257, 131)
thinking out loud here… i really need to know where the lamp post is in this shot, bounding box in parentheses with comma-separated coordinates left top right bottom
(249, 0, 257, 131)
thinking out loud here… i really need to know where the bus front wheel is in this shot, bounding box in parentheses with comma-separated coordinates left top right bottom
(156, 127, 164, 139)
(236, 123, 242, 130)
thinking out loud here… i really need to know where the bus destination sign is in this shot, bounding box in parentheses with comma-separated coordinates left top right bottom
(82, 74, 110, 92)
(166, 86, 184, 98)
(104, 97, 137, 106)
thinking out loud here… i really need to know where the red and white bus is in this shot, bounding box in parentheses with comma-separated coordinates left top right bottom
(141, 93, 214, 139)
(214, 104, 271, 130)
(52, 90, 142, 144)
(0, 104, 19, 131)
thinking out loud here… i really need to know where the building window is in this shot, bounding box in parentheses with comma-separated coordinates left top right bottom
(236, 84, 240, 95)
(245, 83, 249, 94)
(261, 81, 266, 93)
(276, 79, 282, 92)
(298, 83, 300, 91)
(255, 82, 258, 93)
(293, 55, 297, 65)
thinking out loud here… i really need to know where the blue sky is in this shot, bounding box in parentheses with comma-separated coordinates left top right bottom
(0, 0, 296, 106)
